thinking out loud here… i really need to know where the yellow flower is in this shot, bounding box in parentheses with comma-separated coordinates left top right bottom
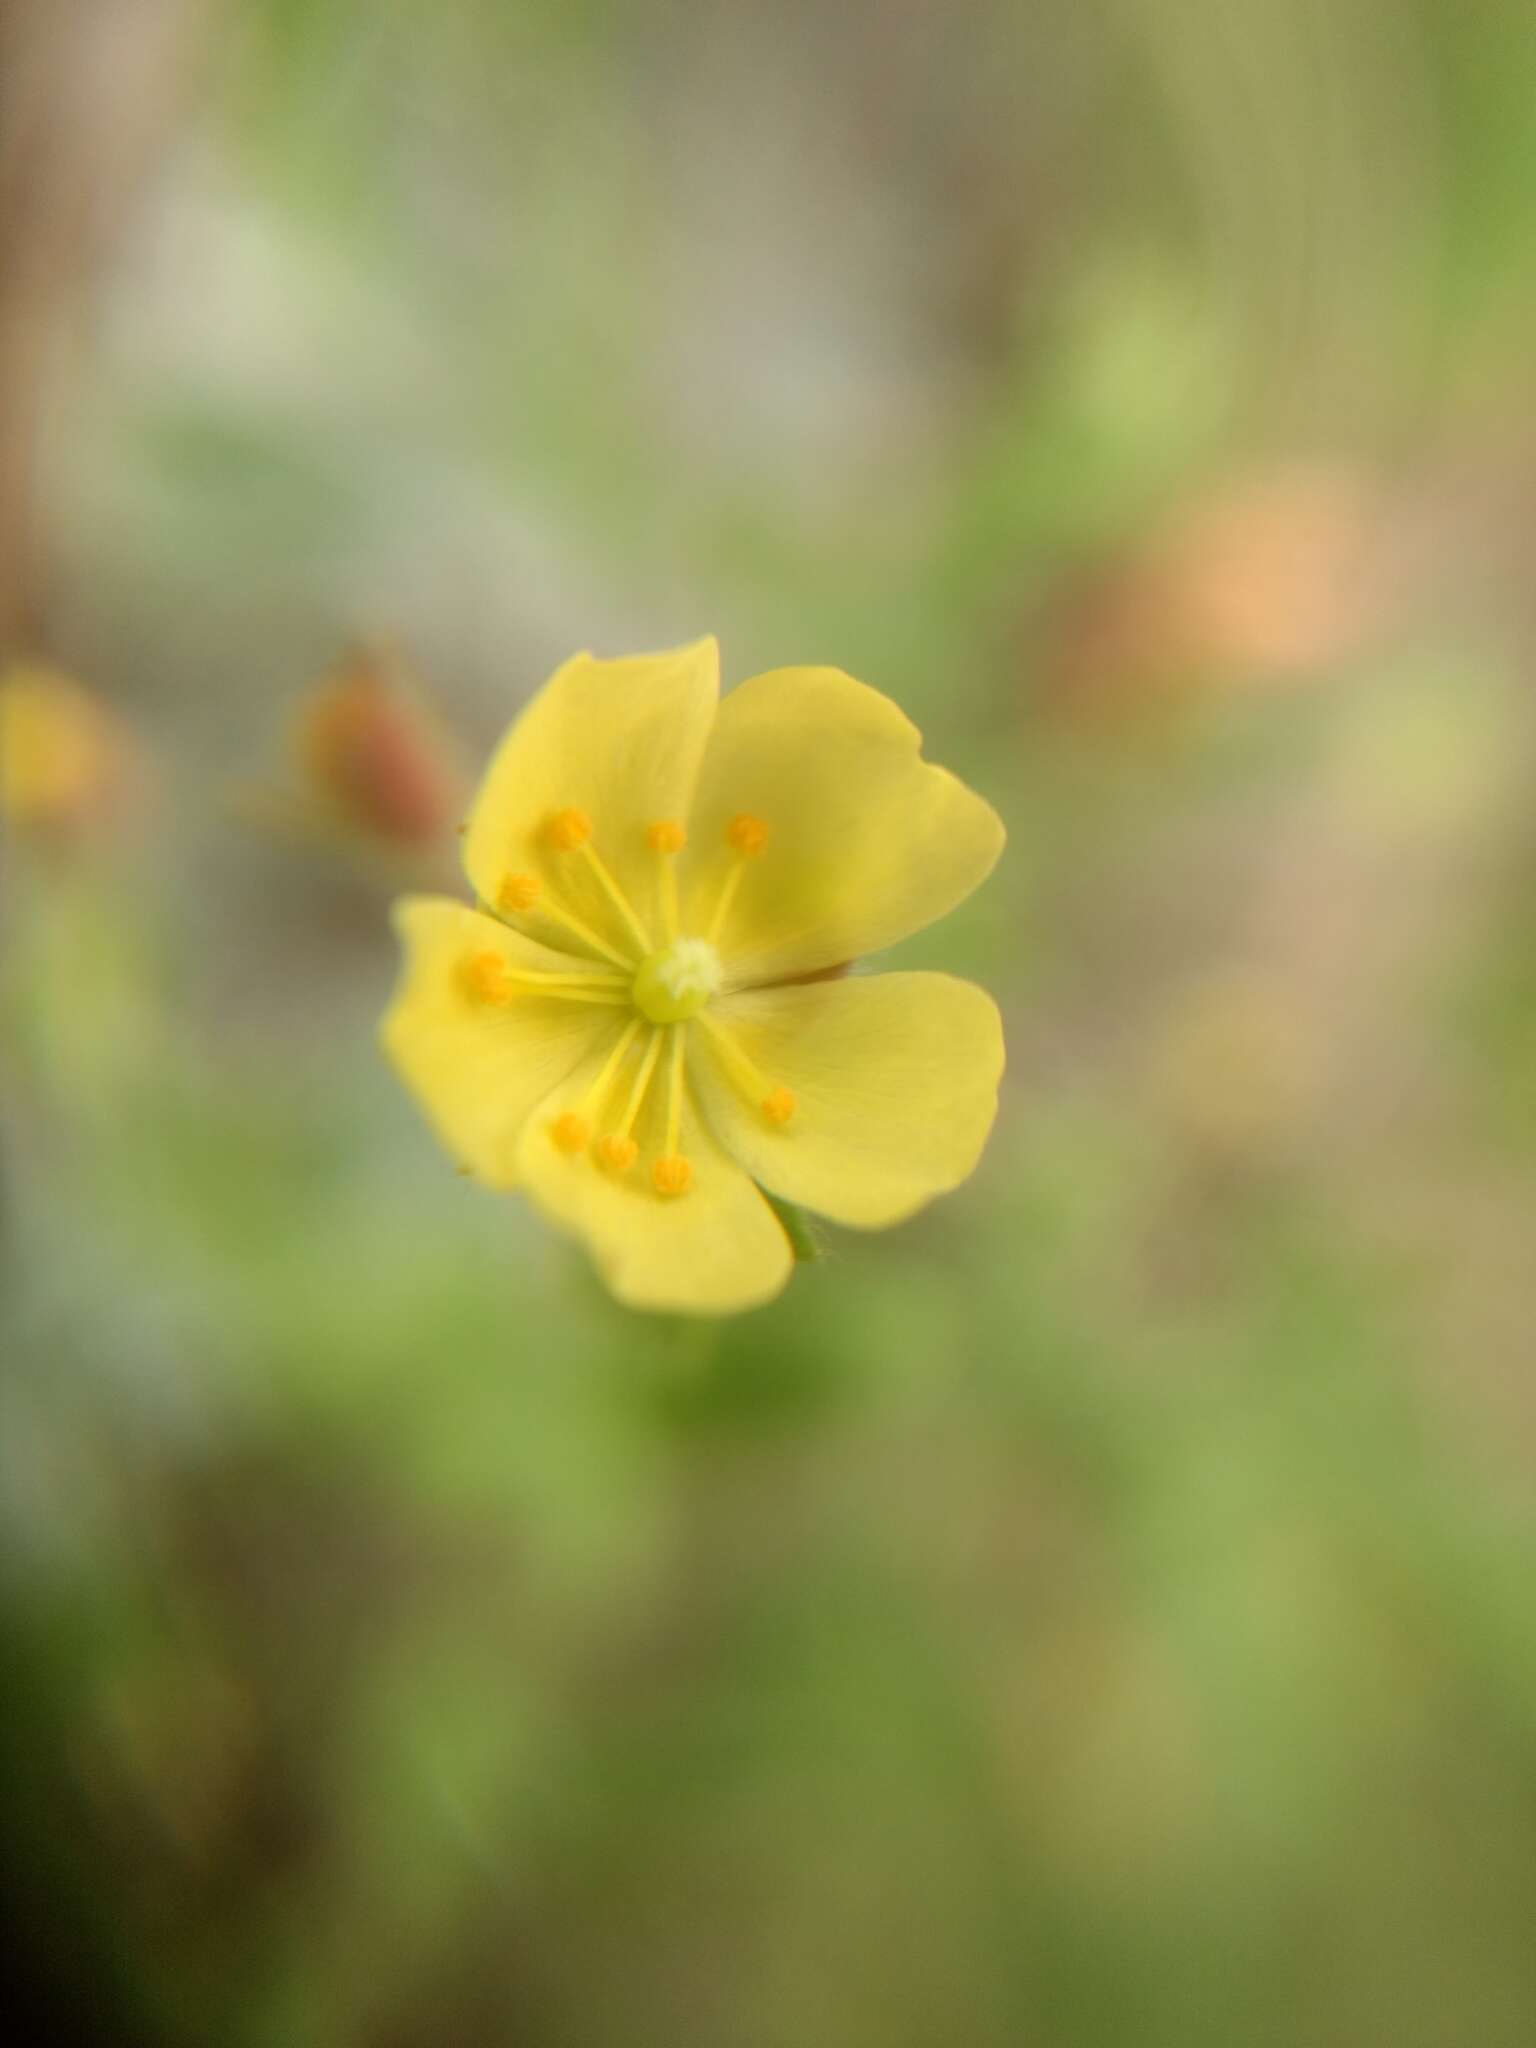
(381, 639, 1005, 1313)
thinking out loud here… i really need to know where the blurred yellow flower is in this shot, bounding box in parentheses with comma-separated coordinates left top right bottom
(0, 662, 130, 844)
(382, 639, 1005, 1313)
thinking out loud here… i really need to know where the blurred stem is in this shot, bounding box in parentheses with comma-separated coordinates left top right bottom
(764, 1193, 825, 1264)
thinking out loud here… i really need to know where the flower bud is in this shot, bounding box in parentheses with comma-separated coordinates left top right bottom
(292, 642, 463, 852)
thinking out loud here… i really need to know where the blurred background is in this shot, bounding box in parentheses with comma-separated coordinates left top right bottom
(5, 0, 1536, 2041)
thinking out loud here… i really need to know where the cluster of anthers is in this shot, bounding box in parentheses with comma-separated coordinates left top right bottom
(457, 805, 791, 1198)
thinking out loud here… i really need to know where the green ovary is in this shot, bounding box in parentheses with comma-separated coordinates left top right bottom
(631, 938, 722, 1023)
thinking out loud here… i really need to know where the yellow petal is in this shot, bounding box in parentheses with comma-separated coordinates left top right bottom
(693, 972, 1004, 1228)
(516, 1036, 793, 1314)
(462, 640, 719, 963)
(682, 666, 1004, 983)
(381, 897, 618, 1187)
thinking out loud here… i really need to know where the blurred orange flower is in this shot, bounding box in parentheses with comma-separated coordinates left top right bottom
(1041, 462, 1382, 725)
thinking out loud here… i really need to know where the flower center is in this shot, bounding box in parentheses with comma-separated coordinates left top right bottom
(487, 805, 797, 1201)
(631, 937, 721, 1023)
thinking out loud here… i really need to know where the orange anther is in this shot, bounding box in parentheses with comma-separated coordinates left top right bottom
(550, 1111, 590, 1153)
(460, 951, 516, 1005)
(596, 1133, 639, 1173)
(498, 872, 541, 912)
(647, 818, 687, 853)
(762, 1086, 797, 1125)
(652, 1154, 693, 1197)
(546, 806, 593, 850)
(726, 813, 768, 856)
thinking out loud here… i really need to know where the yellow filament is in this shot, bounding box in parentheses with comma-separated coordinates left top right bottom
(706, 858, 745, 945)
(523, 986, 631, 1006)
(696, 1013, 796, 1124)
(573, 840, 652, 957)
(505, 889, 632, 970)
(462, 948, 630, 1008)
(495, 854, 635, 969)
(705, 816, 768, 944)
(659, 855, 679, 940)
(508, 969, 627, 989)
(579, 1015, 645, 1116)
(648, 819, 684, 941)
(573, 1011, 651, 1163)
(664, 1023, 687, 1159)
(613, 1025, 665, 1142)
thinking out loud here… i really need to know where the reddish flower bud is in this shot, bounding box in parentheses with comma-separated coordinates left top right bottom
(293, 642, 463, 851)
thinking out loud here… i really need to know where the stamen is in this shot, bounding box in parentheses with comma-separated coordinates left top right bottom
(577, 839, 653, 957)
(583, 1018, 646, 1171)
(601, 1024, 665, 1161)
(555, 1018, 647, 1164)
(696, 1013, 797, 1125)
(648, 818, 685, 939)
(495, 873, 632, 970)
(664, 1022, 687, 1160)
(459, 949, 630, 1008)
(546, 807, 592, 850)
(706, 863, 744, 945)
(706, 817, 768, 945)
(579, 1015, 645, 1115)
(517, 985, 631, 1007)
